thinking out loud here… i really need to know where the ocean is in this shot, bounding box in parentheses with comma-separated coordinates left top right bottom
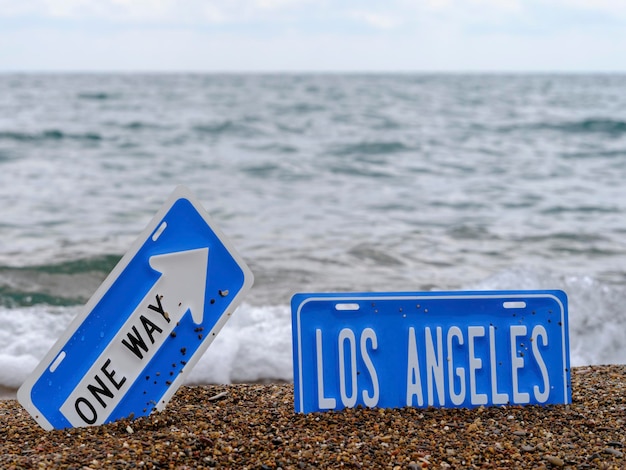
(1, 73, 625, 392)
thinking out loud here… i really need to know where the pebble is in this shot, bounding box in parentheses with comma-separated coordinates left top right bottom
(543, 455, 564, 466)
(207, 391, 229, 402)
(604, 448, 624, 457)
(0, 365, 624, 469)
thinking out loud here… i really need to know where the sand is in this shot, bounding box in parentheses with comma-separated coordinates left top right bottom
(1, 365, 624, 469)
(0, 385, 16, 400)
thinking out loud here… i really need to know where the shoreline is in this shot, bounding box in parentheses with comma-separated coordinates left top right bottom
(1, 365, 624, 469)
(0, 378, 291, 402)
(0, 385, 15, 400)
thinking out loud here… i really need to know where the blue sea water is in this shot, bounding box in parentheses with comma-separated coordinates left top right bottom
(1, 73, 626, 391)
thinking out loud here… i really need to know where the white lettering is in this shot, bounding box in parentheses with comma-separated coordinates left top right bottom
(406, 327, 424, 406)
(468, 326, 487, 405)
(360, 328, 379, 407)
(532, 325, 550, 403)
(510, 325, 530, 403)
(315, 320, 553, 411)
(425, 326, 445, 406)
(316, 329, 336, 410)
(489, 326, 509, 405)
(338, 328, 357, 407)
(447, 326, 466, 405)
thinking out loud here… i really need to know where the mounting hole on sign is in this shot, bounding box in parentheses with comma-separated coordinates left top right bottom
(49, 351, 66, 373)
(152, 222, 167, 241)
(335, 303, 360, 311)
(503, 301, 527, 309)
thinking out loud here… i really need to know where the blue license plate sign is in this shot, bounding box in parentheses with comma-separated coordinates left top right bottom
(292, 291, 570, 413)
(18, 186, 253, 430)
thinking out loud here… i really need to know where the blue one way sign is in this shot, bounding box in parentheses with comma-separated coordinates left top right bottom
(18, 186, 254, 430)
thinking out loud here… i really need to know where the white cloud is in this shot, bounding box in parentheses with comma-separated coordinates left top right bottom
(554, 0, 626, 15)
(1, 0, 625, 71)
(350, 11, 402, 30)
(0, 0, 313, 23)
(420, 0, 521, 11)
(0, 0, 625, 27)
(254, 0, 311, 10)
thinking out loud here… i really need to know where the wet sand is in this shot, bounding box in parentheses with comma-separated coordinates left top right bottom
(1, 365, 624, 469)
(0, 385, 15, 400)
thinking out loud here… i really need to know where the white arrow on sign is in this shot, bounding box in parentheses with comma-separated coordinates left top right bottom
(59, 247, 209, 427)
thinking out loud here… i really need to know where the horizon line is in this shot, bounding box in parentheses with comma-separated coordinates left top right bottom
(2, 70, 626, 75)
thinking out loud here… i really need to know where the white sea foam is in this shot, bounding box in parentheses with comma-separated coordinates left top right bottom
(0, 302, 293, 391)
(0, 305, 78, 389)
(1, 268, 624, 393)
(187, 304, 292, 384)
(468, 267, 626, 366)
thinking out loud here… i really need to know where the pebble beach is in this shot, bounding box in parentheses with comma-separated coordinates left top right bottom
(1, 365, 624, 469)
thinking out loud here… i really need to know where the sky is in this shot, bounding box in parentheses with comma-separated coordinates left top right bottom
(1, 0, 626, 72)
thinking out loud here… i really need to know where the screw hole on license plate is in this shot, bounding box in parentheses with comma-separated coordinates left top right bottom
(335, 303, 360, 311)
(152, 221, 168, 241)
(49, 351, 66, 373)
(503, 301, 527, 309)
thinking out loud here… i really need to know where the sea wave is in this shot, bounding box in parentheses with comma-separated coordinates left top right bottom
(500, 118, 626, 136)
(549, 118, 626, 135)
(77, 92, 119, 101)
(469, 267, 626, 366)
(0, 130, 103, 143)
(192, 120, 264, 139)
(330, 140, 411, 156)
(0, 255, 119, 307)
(0, 267, 624, 392)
